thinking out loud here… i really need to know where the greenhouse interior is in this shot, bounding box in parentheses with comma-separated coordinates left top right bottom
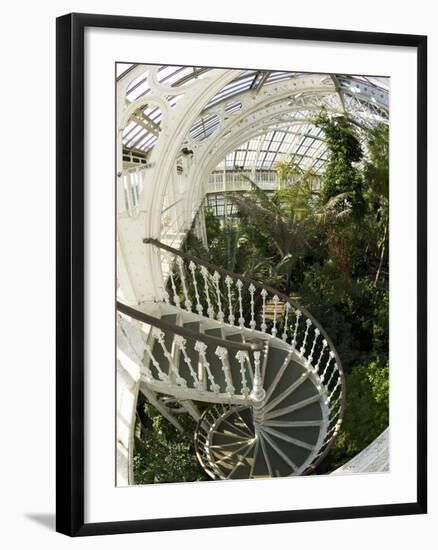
(116, 64, 389, 485)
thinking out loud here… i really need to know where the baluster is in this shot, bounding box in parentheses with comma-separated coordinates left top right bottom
(152, 328, 187, 387)
(320, 350, 335, 384)
(225, 275, 235, 325)
(329, 399, 341, 416)
(215, 347, 235, 395)
(173, 335, 201, 389)
(189, 261, 203, 315)
(236, 279, 245, 328)
(213, 271, 224, 322)
(291, 309, 302, 349)
(306, 327, 320, 365)
(248, 284, 256, 329)
(140, 344, 155, 382)
(299, 318, 312, 357)
(194, 341, 220, 393)
(260, 288, 268, 332)
(176, 256, 192, 311)
(236, 350, 250, 396)
(328, 378, 341, 403)
(314, 339, 328, 373)
(200, 266, 215, 319)
(250, 351, 266, 403)
(160, 288, 170, 305)
(271, 295, 280, 337)
(326, 363, 339, 388)
(169, 269, 181, 308)
(282, 302, 291, 341)
(147, 329, 169, 382)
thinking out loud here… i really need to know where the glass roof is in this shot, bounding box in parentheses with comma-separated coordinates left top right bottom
(215, 124, 327, 172)
(118, 64, 389, 175)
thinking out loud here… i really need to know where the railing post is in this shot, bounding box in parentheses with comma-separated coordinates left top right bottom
(215, 346, 235, 396)
(174, 335, 201, 390)
(236, 350, 250, 397)
(213, 271, 225, 322)
(260, 288, 268, 332)
(200, 266, 215, 319)
(195, 341, 220, 393)
(225, 275, 235, 325)
(271, 295, 280, 337)
(236, 279, 245, 328)
(282, 302, 291, 341)
(189, 260, 204, 315)
(152, 328, 187, 387)
(176, 256, 192, 311)
(291, 309, 302, 350)
(248, 284, 256, 330)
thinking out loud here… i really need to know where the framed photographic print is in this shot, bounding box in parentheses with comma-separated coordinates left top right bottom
(56, 12, 427, 536)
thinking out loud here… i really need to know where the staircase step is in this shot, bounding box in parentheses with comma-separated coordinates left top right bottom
(210, 442, 253, 476)
(237, 407, 255, 436)
(267, 425, 321, 447)
(275, 401, 323, 422)
(251, 439, 270, 478)
(267, 372, 320, 414)
(262, 346, 290, 394)
(266, 357, 306, 403)
(211, 431, 250, 446)
(261, 430, 312, 468)
(260, 434, 295, 477)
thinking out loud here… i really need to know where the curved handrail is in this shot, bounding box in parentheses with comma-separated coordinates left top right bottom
(117, 301, 264, 352)
(143, 237, 346, 470)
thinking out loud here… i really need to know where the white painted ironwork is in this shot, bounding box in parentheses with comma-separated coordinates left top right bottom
(260, 288, 268, 333)
(168, 270, 181, 309)
(271, 295, 280, 337)
(215, 346, 235, 396)
(176, 256, 192, 311)
(225, 275, 235, 325)
(299, 318, 312, 357)
(147, 330, 169, 382)
(236, 279, 244, 328)
(189, 260, 203, 315)
(153, 328, 187, 387)
(320, 351, 335, 384)
(307, 327, 320, 365)
(174, 335, 201, 389)
(236, 351, 250, 397)
(282, 301, 291, 341)
(248, 283, 256, 330)
(315, 339, 328, 373)
(200, 266, 215, 319)
(195, 341, 220, 393)
(291, 309, 302, 349)
(213, 271, 224, 322)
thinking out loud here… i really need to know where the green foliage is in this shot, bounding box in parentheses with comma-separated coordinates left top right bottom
(324, 358, 389, 471)
(313, 111, 365, 217)
(133, 395, 209, 484)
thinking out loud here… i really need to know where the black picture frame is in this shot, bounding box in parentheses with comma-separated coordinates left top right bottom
(56, 12, 427, 537)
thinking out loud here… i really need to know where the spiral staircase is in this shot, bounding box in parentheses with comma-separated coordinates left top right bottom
(117, 238, 346, 480)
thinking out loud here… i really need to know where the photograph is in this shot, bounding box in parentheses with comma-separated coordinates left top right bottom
(116, 64, 390, 485)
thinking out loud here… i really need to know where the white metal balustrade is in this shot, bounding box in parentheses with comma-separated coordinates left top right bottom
(117, 238, 346, 479)
(205, 170, 321, 194)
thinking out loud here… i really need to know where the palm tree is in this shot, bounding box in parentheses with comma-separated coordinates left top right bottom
(228, 172, 322, 290)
